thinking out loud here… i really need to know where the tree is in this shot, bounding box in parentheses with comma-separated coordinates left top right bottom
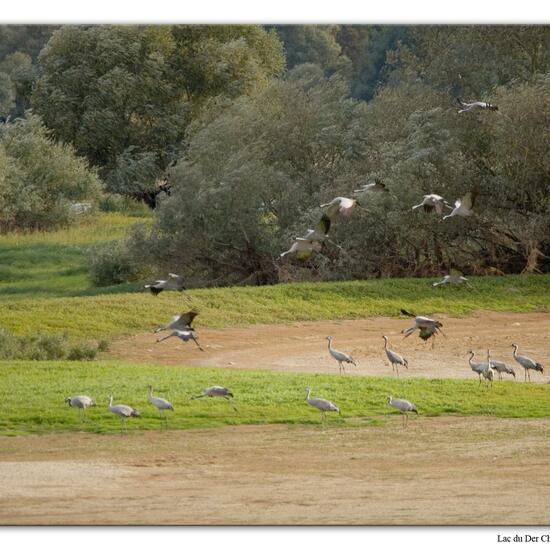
(0, 114, 101, 232)
(31, 25, 284, 205)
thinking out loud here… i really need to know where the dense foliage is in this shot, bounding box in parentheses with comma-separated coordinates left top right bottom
(0, 24, 547, 283)
(0, 114, 101, 232)
(31, 25, 284, 206)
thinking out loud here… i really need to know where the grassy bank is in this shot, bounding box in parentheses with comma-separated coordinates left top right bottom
(1, 360, 549, 435)
(0, 275, 549, 340)
(0, 212, 149, 300)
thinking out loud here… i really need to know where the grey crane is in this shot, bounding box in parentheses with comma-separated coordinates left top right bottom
(487, 350, 516, 380)
(456, 98, 498, 113)
(280, 215, 331, 261)
(326, 336, 356, 374)
(387, 395, 418, 427)
(400, 309, 444, 347)
(468, 351, 493, 387)
(144, 273, 185, 295)
(320, 197, 358, 221)
(353, 180, 389, 204)
(155, 310, 198, 334)
(191, 386, 237, 411)
(65, 395, 96, 421)
(108, 395, 140, 433)
(443, 191, 477, 220)
(412, 194, 450, 214)
(147, 385, 174, 425)
(433, 268, 470, 287)
(383, 335, 408, 376)
(511, 343, 544, 382)
(305, 387, 340, 424)
(157, 329, 204, 351)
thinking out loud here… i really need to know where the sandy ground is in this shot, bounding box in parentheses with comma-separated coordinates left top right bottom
(105, 312, 550, 380)
(2, 417, 550, 525)
(4, 311, 550, 525)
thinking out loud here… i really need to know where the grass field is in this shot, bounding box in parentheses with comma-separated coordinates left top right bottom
(0, 274, 550, 340)
(0, 212, 149, 300)
(1, 360, 549, 435)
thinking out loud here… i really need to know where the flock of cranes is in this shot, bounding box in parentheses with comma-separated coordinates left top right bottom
(63, 96, 544, 431)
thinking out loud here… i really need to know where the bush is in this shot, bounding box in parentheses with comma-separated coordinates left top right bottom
(67, 344, 97, 361)
(0, 113, 102, 232)
(0, 327, 99, 360)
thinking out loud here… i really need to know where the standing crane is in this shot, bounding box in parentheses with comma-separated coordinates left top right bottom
(382, 335, 408, 376)
(305, 387, 340, 424)
(387, 395, 418, 427)
(65, 395, 96, 422)
(511, 343, 544, 382)
(487, 350, 515, 380)
(108, 395, 140, 433)
(468, 350, 494, 387)
(190, 386, 237, 411)
(326, 336, 356, 374)
(147, 385, 174, 426)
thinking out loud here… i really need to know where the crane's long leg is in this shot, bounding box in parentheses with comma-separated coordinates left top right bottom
(528, 370, 531, 383)
(225, 396, 239, 412)
(192, 335, 204, 352)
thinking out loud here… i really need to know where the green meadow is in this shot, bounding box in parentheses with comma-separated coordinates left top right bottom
(1, 361, 549, 436)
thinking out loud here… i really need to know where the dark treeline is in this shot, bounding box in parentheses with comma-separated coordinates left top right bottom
(0, 25, 548, 283)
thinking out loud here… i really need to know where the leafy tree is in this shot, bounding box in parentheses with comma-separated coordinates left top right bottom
(272, 25, 349, 75)
(31, 25, 284, 205)
(0, 114, 101, 232)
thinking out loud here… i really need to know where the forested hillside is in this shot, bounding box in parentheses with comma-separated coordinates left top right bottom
(0, 25, 548, 286)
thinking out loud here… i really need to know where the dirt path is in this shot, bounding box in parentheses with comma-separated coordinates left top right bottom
(105, 312, 550, 380)
(2, 417, 550, 525)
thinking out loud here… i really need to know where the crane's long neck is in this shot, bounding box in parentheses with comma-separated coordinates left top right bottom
(468, 352, 475, 366)
(383, 338, 388, 350)
(512, 345, 518, 358)
(305, 388, 311, 402)
(327, 339, 332, 351)
(109, 395, 113, 407)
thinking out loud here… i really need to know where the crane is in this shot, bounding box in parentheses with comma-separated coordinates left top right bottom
(190, 386, 237, 411)
(156, 329, 204, 351)
(411, 194, 450, 214)
(155, 310, 198, 334)
(320, 197, 358, 221)
(147, 385, 174, 426)
(326, 336, 356, 374)
(456, 98, 498, 113)
(387, 395, 418, 427)
(487, 350, 515, 380)
(468, 351, 493, 388)
(144, 273, 185, 295)
(511, 343, 544, 382)
(433, 268, 470, 288)
(443, 191, 477, 220)
(280, 215, 331, 261)
(400, 309, 443, 347)
(65, 395, 96, 421)
(382, 335, 408, 376)
(305, 387, 340, 424)
(108, 395, 140, 433)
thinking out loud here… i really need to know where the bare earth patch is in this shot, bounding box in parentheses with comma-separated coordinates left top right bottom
(105, 312, 550, 380)
(2, 417, 550, 525)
